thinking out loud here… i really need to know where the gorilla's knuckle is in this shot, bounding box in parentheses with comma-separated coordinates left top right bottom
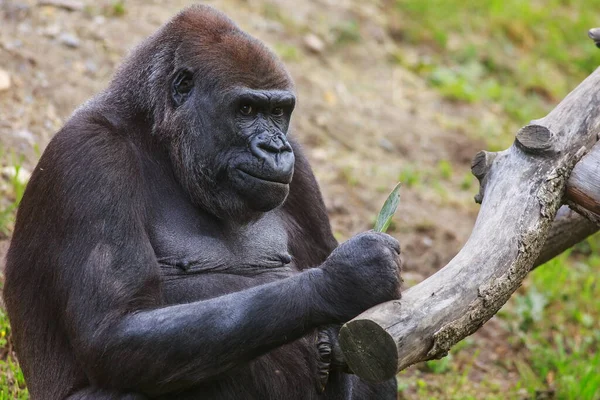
(354, 232, 377, 246)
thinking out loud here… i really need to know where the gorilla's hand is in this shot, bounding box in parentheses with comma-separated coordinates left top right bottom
(314, 231, 402, 323)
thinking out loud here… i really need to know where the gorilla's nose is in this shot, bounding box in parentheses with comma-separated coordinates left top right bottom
(251, 134, 292, 159)
(248, 133, 294, 182)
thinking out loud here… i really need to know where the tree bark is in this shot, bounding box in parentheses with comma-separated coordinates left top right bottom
(338, 67, 600, 383)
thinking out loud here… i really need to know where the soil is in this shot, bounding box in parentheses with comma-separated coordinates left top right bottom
(0, 0, 520, 397)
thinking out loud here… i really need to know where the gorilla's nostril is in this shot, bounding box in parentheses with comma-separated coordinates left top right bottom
(258, 141, 281, 154)
(254, 136, 291, 155)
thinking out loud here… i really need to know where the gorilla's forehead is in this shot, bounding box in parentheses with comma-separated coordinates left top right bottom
(173, 5, 294, 91)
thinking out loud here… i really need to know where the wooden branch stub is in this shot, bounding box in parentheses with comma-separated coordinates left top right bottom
(471, 150, 498, 204)
(589, 27, 600, 48)
(471, 150, 496, 180)
(37, 0, 84, 11)
(515, 124, 554, 154)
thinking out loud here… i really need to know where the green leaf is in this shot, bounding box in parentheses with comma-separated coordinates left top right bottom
(374, 182, 401, 233)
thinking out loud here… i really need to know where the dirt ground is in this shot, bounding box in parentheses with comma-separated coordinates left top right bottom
(0, 0, 519, 396)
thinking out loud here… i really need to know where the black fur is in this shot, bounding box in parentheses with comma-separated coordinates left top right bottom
(3, 5, 402, 399)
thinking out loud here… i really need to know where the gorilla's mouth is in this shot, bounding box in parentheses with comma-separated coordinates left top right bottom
(235, 167, 291, 185)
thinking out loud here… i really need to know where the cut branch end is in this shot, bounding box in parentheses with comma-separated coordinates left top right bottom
(516, 124, 554, 154)
(338, 319, 398, 383)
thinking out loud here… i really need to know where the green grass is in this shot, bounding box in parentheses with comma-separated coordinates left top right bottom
(111, 1, 126, 17)
(332, 20, 362, 46)
(0, 309, 28, 400)
(273, 42, 302, 62)
(504, 238, 600, 399)
(0, 152, 29, 398)
(398, 164, 423, 188)
(389, 0, 600, 149)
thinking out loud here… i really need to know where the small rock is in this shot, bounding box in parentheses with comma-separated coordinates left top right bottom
(378, 138, 395, 152)
(314, 114, 328, 128)
(37, 0, 84, 12)
(58, 32, 80, 48)
(311, 148, 328, 162)
(73, 61, 86, 73)
(93, 15, 106, 25)
(3, 40, 23, 50)
(367, 25, 387, 44)
(18, 23, 33, 34)
(304, 34, 325, 53)
(1, 166, 31, 185)
(255, 20, 284, 34)
(12, 129, 36, 145)
(0, 69, 11, 92)
(422, 236, 433, 248)
(42, 24, 61, 38)
(327, 197, 349, 214)
(85, 60, 98, 74)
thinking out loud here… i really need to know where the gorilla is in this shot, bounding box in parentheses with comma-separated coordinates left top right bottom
(3, 5, 401, 399)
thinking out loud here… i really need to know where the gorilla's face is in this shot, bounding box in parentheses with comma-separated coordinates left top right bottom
(167, 69, 296, 222)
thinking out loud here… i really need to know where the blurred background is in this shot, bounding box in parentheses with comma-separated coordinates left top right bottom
(0, 0, 599, 398)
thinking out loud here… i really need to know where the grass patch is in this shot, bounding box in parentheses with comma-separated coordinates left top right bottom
(273, 42, 302, 62)
(0, 151, 29, 398)
(389, 0, 600, 148)
(503, 236, 600, 399)
(0, 306, 28, 400)
(332, 20, 362, 46)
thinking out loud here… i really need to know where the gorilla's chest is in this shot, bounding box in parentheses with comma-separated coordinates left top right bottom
(149, 204, 295, 303)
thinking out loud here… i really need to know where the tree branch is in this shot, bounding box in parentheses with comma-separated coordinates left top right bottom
(338, 66, 600, 383)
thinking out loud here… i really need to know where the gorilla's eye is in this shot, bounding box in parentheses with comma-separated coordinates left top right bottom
(174, 70, 194, 94)
(172, 70, 194, 106)
(177, 76, 194, 93)
(239, 104, 253, 116)
(272, 107, 284, 116)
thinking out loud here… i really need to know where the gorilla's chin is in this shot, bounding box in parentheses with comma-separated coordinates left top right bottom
(232, 168, 290, 213)
(171, 161, 288, 224)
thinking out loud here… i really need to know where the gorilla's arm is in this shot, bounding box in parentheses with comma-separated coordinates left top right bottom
(77, 243, 327, 395)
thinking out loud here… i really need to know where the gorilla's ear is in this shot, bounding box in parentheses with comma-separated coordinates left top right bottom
(172, 69, 195, 106)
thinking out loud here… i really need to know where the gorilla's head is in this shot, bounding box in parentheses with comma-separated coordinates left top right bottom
(123, 5, 297, 222)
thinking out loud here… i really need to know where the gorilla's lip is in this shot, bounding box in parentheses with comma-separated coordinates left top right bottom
(235, 167, 291, 185)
